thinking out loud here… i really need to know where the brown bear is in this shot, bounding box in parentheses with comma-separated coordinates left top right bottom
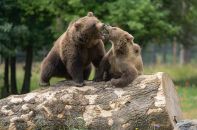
(40, 12, 106, 87)
(94, 26, 143, 87)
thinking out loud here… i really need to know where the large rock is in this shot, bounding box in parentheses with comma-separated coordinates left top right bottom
(0, 72, 182, 130)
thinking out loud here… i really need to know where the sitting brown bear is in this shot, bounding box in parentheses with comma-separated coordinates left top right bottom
(40, 12, 106, 87)
(94, 26, 143, 87)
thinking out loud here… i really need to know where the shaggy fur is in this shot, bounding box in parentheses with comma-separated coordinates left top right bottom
(94, 26, 143, 87)
(40, 12, 106, 87)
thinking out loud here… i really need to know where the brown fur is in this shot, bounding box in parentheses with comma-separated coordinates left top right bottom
(94, 26, 143, 87)
(132, 43, 143, 75)
(40, 12, 106, 87)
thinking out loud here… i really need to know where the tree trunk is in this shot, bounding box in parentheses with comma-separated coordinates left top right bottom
(0, 72, 182, 130)
(173, 37, 177, 64)
(162, 44, 167, 64)
(179, 45, 190, 65)
(21, 45, 33, 94)
(152, 44, 157, 64)
(184, 47, 190, 64)
(2, 57, 10, 97)
(10, 56, 18, 94)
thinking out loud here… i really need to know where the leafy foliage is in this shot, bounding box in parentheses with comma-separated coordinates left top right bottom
(103, 0, 178, 44)
(0, 0, 196, 95)
(161, 0, 197, 47)
(1, 0, 196, 51)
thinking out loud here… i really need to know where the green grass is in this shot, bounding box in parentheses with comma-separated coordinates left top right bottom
(0, 62, 95, 92)
(178, 87, 197, 118)
(144, 64, 197, 119)
(144, 64, 197, 87)
(0, 63, 64, 92)
(0, 63, 197, 119)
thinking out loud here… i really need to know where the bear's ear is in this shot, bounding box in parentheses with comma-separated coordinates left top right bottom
(125, 34, 134, 43)
(74, 21, 82, 30)
(87, 12, 94, 17)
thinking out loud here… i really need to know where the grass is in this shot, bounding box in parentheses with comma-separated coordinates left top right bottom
(144, 64, 197, 119)
(178, 87, 197, 118)
(0, 63, 197, 119)
(144, 64, 197, 87)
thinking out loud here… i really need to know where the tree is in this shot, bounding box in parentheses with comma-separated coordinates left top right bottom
(0, 0, 55, 95)
(101, 0, 178, 46)
(17, 0, 55, 93)
(0, 0, 34, 95)
(162, 0, 197, 64)
(0, 22, 12, 96)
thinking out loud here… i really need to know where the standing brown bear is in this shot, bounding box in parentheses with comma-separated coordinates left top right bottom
(40, 12, 106, 87)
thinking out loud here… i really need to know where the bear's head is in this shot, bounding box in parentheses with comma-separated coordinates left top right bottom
(72, 12, 105, 45)
(106, 26, 134, 44)
(106, 26, 134, 55)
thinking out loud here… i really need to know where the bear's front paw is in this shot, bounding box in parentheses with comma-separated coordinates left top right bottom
(73, 82, 84, 87)
(105, 81, 112, 86)
(93, 77, 103, 82)
(111, 78, 118, 87)
(39, 81, 50, 87)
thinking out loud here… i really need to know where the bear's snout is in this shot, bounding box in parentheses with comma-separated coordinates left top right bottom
(96, 22, 104, 30)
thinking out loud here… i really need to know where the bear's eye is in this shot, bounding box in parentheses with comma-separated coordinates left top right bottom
(135, 49, 139, 54)
(92, 23, 96, 28)
(111, 27, 117, 30)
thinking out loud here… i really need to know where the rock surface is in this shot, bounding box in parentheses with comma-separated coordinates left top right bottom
(174, 120, 197, 130)
(0, 72, 182, 130)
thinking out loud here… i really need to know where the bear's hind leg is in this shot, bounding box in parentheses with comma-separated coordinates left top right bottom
(40, 61, 54, 86)
(40, 51, 62, 86)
